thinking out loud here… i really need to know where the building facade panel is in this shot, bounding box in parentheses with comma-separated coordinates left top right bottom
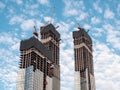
(46, 76, 52, 90)
(24, 66, 34, 90)
(34, 69, 43, 90)
(52, 77, 60, 90)
(75, 71, 81, 90)
(16, 69, 25, 90)
(90, 74, 95, 90)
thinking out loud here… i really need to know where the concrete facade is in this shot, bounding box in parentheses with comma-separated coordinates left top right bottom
(16, 24, 60, 90)
(73, 27, 95, 90)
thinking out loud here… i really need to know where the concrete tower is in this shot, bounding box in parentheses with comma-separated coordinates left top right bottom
(40, 24, 60, 90)
(16, 24, 60, 90)
(73, 26, 95, 90)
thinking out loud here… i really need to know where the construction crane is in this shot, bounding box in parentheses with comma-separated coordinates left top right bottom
(50, 6, 55, 23)
(87, 29, 90, 33)
(55, 25, 59, 29)
(78, 23, 81, 30)
(33, 26, 38, 38)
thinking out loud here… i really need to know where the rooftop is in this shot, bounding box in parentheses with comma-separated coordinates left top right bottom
(40, 23, 60, 38)
(20, 36, 52, 60)
(73, 28, 92, 42)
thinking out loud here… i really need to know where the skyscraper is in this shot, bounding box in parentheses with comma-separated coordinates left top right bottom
(16, 24, 60, 90)
(73, 26, 95, 90)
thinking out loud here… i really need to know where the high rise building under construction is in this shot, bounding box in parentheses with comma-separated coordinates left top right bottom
(73, 26, 95, 90)
(16, 24, 60, 90)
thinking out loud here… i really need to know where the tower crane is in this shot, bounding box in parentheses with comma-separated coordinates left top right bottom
(33, 26, 38, 38)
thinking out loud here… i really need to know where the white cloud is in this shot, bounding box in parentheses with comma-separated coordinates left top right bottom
(60, 47, 74, 90)
(9, 16, 43, 31)
(104, 8, 115, 19)
(117, 4, 120, 15)
(11, 42, 20, 51)
(91, 16, 101, 25)
(9, 16, 24, 25)
(93, 1, 102, 13)
(63, 0, 85, 17)
(44, 16, 54, 24)
(11, 0, 23, 5)
(30, 4, 39, 9)
(0, 48, 19, 90)
(57, 21, 72, 33)
(1, 1, 120, 90)
(20, 19, 35, 31)
(0, 33, 19, 45)
(0, 1, 5, 9)
(29, 10, 38, 16)
(107, 30, 120, 50)
(16, 0, 23, 5)
(115, 19, 120, 25)
(36, 20, 43, 27)
(0, 32, 20, 52)
(56, 21, 75, 90)
(83, 24, 91, 30)
(65, 9, 78, 16)
(21, 4, 39, 16)
(93, 42, 120, 90)
(103, 24, 120, 50)
(76, 12, 88, 21)
(0, 32, 19, 89)
(92, 27, 104, 37)
(38, 0, 49, 5)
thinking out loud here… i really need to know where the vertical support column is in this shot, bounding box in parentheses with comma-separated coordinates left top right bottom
(43, 58, 47, 90)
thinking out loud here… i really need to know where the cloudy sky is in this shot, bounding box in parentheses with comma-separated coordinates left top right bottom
(0, 0, 120, 90)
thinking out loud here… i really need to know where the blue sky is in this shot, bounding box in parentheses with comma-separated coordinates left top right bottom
(0, 0, 120, 90)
